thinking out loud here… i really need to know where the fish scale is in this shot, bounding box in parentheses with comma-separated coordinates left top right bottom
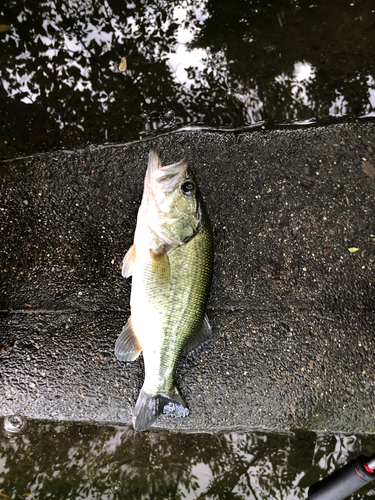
(154, 228, 213, 393)
(136, 227, 213, 392)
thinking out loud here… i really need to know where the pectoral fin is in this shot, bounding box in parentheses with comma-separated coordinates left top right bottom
(121, 244, 136, 278)
(183, 314, 212, 356)
(149, 246, 170, 284)
(115, 316, 142, 362)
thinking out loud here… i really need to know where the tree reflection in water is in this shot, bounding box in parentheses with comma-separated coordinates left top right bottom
(1, 419, 375, 499)
(1, 0, 374, 159)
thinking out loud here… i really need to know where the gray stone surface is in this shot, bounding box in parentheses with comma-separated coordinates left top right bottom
(1, 122, 375, 432)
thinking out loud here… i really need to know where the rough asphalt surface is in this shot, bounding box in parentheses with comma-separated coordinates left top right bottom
(1, 123, 375, 433)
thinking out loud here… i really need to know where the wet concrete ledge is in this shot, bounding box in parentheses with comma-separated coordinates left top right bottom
(1, 122, 375, 433)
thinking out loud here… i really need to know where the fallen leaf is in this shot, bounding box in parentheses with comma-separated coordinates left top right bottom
(322, 247, 331, 255)
(0, 25, 11, 32)
(119, 57, 127, 72)
(348, 247, 359, 253)
(361, 160, 375, 179)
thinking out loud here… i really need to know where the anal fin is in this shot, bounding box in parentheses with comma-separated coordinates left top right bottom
(115, 316, 142, 362)
(121, 244, 136, 278)
(183, 313, 212, 356)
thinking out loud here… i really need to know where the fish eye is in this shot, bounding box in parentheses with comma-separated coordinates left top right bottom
(181, 180, 195, 196)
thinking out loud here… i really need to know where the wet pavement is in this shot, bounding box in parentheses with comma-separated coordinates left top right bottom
(1, 122, 375, 433)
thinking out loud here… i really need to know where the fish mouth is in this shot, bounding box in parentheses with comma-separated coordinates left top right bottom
(146, 148, 188, 193)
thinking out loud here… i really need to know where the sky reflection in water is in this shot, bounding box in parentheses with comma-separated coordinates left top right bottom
(0, 0, 375, 158)
(2, 419, 375, 499)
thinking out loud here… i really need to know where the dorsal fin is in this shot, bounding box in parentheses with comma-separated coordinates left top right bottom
(183, 314, 212, 356)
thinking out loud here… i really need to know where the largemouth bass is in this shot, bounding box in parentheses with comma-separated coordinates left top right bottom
(115, 148, 214, 431)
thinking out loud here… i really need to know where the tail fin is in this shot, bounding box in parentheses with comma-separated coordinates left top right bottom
(132, 386, 189, 431)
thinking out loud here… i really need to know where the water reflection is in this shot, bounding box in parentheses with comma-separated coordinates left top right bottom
(3, 414, 27, 434)
(1, 419, 375, 499)
(1, 0, 375, 159)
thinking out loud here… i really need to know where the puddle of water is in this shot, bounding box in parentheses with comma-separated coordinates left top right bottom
(1, 0, 375, 159)
(1, 418, 375, 499)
